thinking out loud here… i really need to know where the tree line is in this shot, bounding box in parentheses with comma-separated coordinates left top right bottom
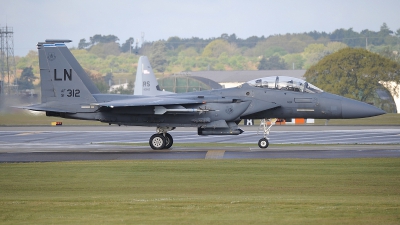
(77, 23, 400, 54)
(66, 23, 399, 73)
(15, 23, 400, 98)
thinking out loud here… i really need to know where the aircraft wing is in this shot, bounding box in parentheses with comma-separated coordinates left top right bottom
(95, 96, 205, 108)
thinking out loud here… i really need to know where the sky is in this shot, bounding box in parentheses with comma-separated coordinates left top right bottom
(1, 0, 400, 56)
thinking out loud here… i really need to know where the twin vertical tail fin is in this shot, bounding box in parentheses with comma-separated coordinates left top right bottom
(22, 40, 99, 113)
(34, 40, 99, 112)
(133, 56, 174, 96)
(27, 41, 170, 113)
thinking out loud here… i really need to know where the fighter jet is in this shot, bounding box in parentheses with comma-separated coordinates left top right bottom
(23, 40, 385, 149)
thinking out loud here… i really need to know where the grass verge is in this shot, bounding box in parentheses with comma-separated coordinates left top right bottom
(1, 158, 399, 224)
(0, 111, 104, 126)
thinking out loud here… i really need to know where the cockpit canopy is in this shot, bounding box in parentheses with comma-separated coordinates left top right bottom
(247, 76, 323, 93)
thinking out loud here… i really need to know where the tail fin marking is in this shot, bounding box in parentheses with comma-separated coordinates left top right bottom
(38, 41, 98, 105)
(134, 56, 173, 96)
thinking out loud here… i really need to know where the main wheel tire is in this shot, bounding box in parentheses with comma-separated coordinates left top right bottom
(258, 138, 269, 148)
(164, 133, 173, 149)
(149, 134, 166, 150)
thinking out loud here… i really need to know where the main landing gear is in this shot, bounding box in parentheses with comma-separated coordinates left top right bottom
(258, 118, 277, 149)
(149, 127, 174, 150)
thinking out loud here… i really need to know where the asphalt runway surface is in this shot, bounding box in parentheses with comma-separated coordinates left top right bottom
(0, 125, 399, 162)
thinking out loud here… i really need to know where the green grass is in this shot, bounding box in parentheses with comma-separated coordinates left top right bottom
(0, 111, 105, 126)
(1, 159, 399, 224)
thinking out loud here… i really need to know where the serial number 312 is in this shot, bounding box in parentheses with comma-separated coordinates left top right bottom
(61, 89, 80, 97)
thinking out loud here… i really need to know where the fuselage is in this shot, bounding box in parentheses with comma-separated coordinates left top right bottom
(49, 83, 385, 127)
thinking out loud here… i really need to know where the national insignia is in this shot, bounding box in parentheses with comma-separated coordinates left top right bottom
(47, 52, 56, 61)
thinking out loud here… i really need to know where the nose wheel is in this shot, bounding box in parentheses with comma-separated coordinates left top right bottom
(258, 138, 269, 148)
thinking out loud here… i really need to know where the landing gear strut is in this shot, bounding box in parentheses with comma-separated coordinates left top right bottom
(149, 127, 175, 150)
(257, 118, 276, 149)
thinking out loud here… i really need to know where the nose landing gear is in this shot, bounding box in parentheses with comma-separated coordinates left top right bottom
(258, 118, 276, 148)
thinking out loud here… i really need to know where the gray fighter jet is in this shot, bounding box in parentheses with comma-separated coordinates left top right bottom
(23, 40, 385, 149)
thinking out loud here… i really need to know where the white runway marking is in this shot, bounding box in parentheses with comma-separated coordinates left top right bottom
(0, 128, 399, 146)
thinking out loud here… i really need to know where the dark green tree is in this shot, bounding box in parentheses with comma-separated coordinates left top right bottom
(166, 36, 182, 50)
(121, 38, 134, 53)
(227, 33, 237, 43)
(379, 22, 393, 36)
(78, 38, 90, 49)
(18, 67, 37, 90)
(240, 36, 262, 48)
(220, 33, 229, 40)
(330, 28, 363, 47)
(257, 56, 287, 70)
(396, 28, 400, 37)
(90, 34, 119, 45)
(103, 72, 114, 86)
(304, 48, 400, 103)
(149, 41, 168, 72)
(306, 30, 329, 40)
(90, 34, 103, 44)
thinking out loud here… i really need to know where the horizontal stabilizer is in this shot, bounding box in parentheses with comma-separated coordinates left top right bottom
(44, 39, 72, 43)
(95, 96, 205, 108)
(16, 103, 76, 113)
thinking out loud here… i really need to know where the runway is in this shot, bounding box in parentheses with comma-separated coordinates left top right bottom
(0, 125, 399, 162)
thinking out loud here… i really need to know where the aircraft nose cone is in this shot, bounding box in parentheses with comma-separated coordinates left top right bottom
(341, 98, 386, 119)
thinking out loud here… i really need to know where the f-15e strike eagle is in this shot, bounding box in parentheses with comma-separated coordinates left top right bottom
(23, 40, 385, 149)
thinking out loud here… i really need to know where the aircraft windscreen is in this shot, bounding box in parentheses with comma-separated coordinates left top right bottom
(247, 76, 323, 93)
